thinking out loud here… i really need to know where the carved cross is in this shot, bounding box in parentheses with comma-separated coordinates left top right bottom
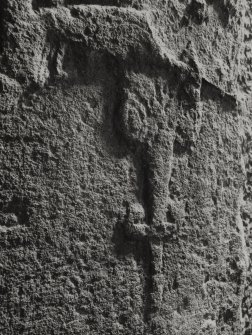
(116, 68, 201, 333)
(36, 2, 201, 333)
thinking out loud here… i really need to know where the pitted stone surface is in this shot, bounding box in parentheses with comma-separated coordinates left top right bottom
(0, 0, 251, 334)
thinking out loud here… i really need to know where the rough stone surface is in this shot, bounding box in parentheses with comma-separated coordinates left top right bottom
(0, 0, 251, 334)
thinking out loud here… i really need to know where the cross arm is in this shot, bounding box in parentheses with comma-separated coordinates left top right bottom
(39, 5, 195, 79)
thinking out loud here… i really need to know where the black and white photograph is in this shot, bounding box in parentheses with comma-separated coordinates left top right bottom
(0, 0, 251, 334)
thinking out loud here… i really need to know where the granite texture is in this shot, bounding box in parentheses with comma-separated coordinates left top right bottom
(0, 0, 251, 334)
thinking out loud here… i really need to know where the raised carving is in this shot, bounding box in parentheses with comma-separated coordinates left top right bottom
(114, 60, 201, 332)
(34, 5, 202, 332)
(24, 3, 241, 333)
(116, 73, 199, 334)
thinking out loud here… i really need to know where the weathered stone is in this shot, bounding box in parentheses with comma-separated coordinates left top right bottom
(0, 0, 251, 334)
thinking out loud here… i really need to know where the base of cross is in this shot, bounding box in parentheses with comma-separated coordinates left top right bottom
(121, 202, 175, 334)
(144, 270, 169, 334)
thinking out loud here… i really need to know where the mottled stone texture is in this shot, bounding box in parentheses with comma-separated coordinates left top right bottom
(0, 0, 251, 334)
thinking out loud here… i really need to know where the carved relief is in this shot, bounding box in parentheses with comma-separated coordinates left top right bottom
(116, 69, 200, 332)
(31, 4, 203, 333)
(0, 0, 245, 333)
